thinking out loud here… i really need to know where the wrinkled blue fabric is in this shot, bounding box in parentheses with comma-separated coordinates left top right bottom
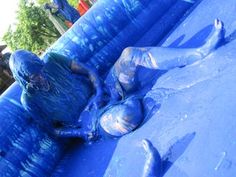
(9, 50, 92, 127)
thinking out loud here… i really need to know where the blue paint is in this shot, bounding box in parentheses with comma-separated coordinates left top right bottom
(10, 3, 221, 142)
(1, 0, 236, 177)
(53, 0, 80, 24)
(104, 1, 236, 177)
(10, 50, 91, 124)
(100, 96, 143, 137)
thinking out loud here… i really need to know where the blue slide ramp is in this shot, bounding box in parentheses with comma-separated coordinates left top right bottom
(104, 0, 236, 177)
(1, 0, 236, 176)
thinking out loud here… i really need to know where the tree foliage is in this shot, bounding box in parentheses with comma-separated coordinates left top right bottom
(37, 0, 79, 7)
(3, 0, 61, 54)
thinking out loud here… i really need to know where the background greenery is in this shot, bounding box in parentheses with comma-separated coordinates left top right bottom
(2, 0, 81, 55)
(37, 0, 79, 7)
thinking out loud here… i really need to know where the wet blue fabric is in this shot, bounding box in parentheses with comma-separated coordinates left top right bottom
(53, 0, 80, 23)
(10, 50, 92, 127)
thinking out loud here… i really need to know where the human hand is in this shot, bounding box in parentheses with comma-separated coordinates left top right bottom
(86, 93, 104, 111)
(53, 126, 98, 141)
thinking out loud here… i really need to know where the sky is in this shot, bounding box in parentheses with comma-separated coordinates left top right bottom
(0, 0, 19, 45)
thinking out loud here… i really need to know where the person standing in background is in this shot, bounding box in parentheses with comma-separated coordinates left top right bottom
(0, 45, 12, 78)
(0, 45, 14, 94)
(47, 0, 81, 24)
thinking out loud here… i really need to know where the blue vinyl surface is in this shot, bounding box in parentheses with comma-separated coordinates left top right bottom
(1, 0, 236, 176)
(104, 0, 236, 177)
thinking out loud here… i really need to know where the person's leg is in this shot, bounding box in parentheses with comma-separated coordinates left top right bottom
(105, 47, 146, 100)
(105, 68, 124, 102)
(142, 139, 162, 177)
(137, 19, 225, 70)
(105, 19, 225, 99)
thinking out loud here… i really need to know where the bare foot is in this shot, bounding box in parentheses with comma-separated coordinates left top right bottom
(199, 18, 225, 56)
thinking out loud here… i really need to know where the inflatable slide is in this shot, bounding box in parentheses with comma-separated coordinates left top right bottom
(0, 0, 236, 176)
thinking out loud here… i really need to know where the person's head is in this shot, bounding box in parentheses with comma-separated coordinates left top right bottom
(44, 3, 51, 10)
(9, 50, 49, 93)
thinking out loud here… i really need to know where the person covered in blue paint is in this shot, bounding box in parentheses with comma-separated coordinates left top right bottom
(9, 19, 225, 141)
(101, 18, 225, 136)
(9, 51, 103, 140)
(44, 0, 80, 24)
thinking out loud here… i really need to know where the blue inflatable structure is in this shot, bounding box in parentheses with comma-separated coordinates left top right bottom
(1, 0, 236, 176)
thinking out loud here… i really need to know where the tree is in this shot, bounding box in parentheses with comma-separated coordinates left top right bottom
(37, 0, 79, 8)
(3, 0, 61, 55)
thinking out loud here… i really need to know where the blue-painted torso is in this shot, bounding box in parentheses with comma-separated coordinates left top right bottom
(22, 53, 92, 125)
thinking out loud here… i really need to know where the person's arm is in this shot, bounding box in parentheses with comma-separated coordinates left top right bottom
(71, 60, 103, 109)
(22, 92, 95, 141)
(71, 60, 102, 96)
(104, 67, 124, 103)
(46, 52, 103, 109)
(54, 127, 97, 141)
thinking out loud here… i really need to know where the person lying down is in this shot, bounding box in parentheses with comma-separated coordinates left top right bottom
(9, 19, 225, 140)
